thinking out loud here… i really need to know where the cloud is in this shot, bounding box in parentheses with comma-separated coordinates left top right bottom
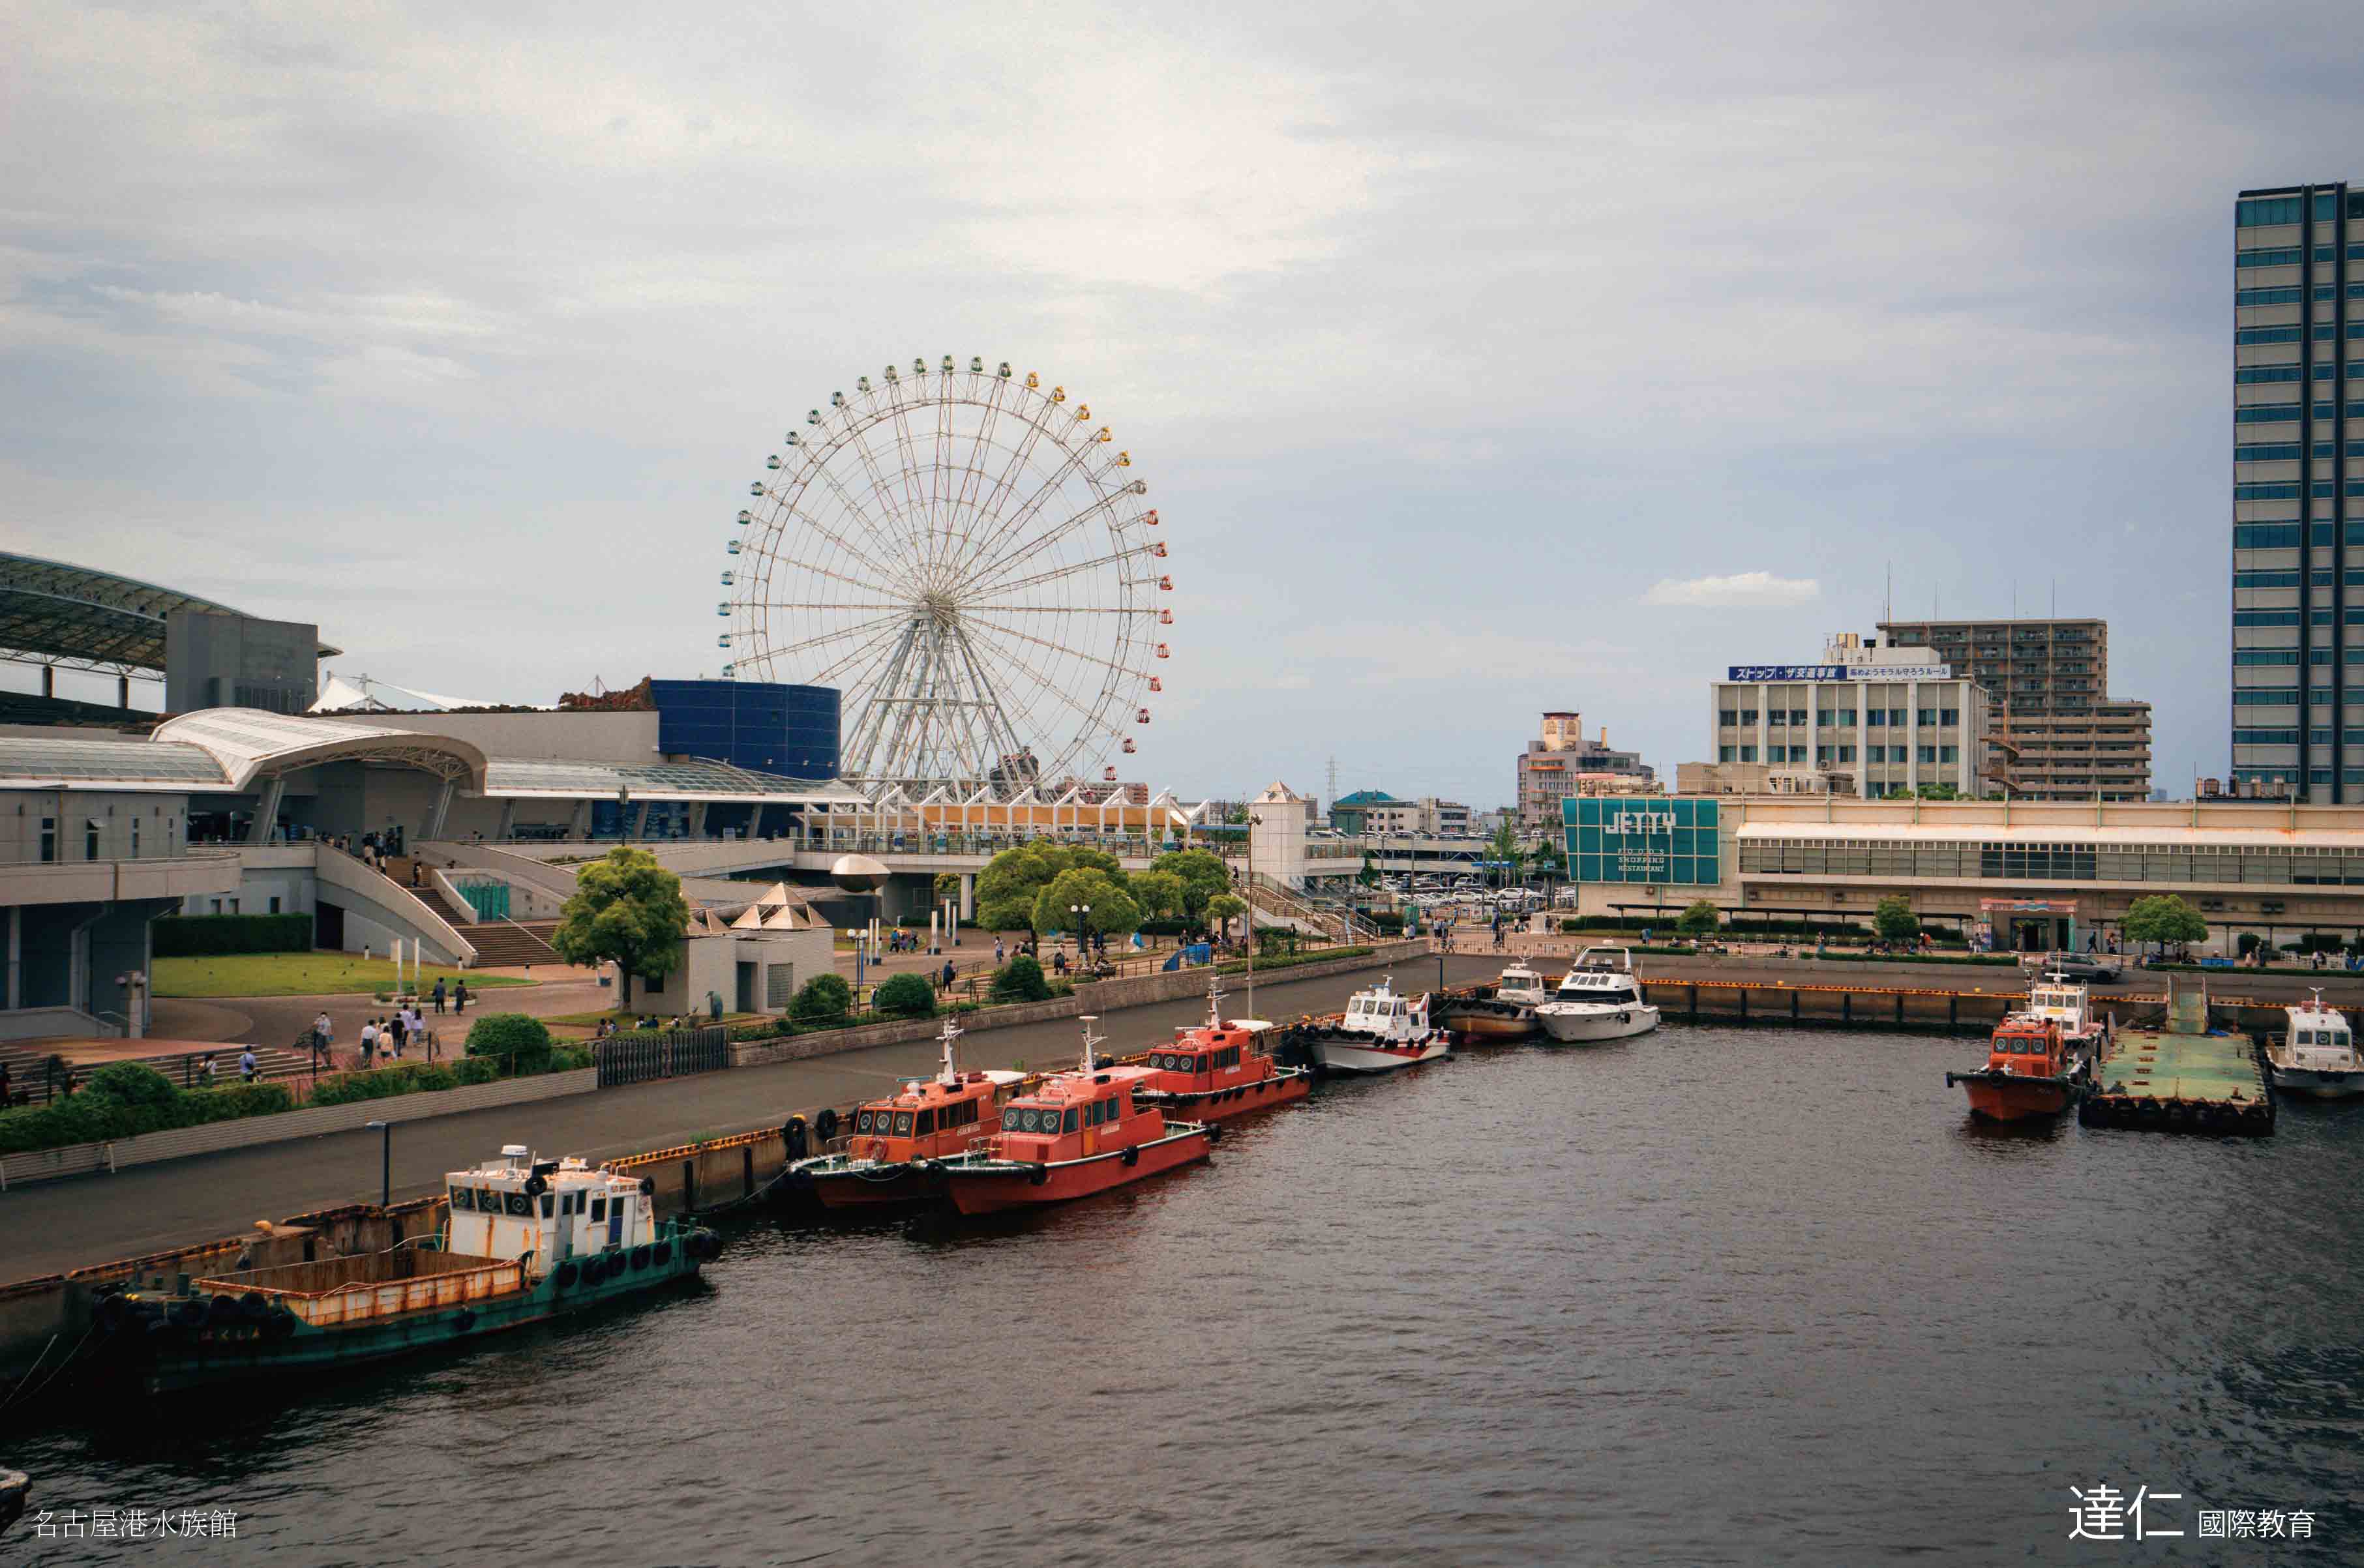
(1641, 572, 1821, 608)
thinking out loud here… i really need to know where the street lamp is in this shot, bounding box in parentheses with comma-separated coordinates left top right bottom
(1070, 902, 1092, 966)
(1245, 812, 1264, 1020)
(845, 927, 866, 996)
(365, 1119, 391, 1211)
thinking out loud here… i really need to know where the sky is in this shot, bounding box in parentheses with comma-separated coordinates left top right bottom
(4, 1, 2356, 809)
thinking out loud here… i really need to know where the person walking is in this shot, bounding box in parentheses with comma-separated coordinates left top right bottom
(431, 977, 447, 1014)
(358, 1018, 378, 1069)
(453, 979, 470, 1014)
(940, 958, 957, 993)
(238, 1046, 258, 1083)
(388, 1010, 408, 1058)
(312, 1010, 333, 1067)
(196, 1053, 217, 1089)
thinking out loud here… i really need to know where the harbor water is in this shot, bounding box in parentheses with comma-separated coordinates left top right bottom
(13, 1019, 2364, 1565)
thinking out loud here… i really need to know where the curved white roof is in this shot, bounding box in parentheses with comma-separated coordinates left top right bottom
(152, 709, 488, 793)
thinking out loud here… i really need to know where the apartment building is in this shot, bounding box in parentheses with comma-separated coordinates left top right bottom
(1877, 617, 2153, 801)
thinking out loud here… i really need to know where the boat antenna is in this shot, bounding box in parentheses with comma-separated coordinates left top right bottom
(1079, 1014, 1105, 1072)
(1205, 969, 1227, 1028)
(936, 1015, 963, 1085)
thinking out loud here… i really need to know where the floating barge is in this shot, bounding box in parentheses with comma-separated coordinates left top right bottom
(2078, 988, 2274, 1136)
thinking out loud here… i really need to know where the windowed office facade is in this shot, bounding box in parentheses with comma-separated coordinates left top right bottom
(2232, 180, 2364, 801)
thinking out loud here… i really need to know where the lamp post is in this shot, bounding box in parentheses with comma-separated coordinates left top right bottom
(365, 1119, 391, 1211)
(845, 927, 865, 999)
(1245, 812, 1263, 1020)
(1071, 902, 1092, 968)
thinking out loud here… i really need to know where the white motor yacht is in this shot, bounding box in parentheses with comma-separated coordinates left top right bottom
(1534, 945, 1659, 1044)
(2267, 991, 2364, 1099)
(1303, 975, 1450, 1074)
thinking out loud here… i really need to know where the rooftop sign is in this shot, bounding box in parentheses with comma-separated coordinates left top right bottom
(1728, 664, 1953, 682)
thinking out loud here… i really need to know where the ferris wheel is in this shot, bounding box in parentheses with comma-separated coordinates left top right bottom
(719, 356, 1171, 795)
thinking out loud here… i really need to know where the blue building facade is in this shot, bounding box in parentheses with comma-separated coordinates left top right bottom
(650, 679, 839, 779)
(1564, 795, 1720, 886)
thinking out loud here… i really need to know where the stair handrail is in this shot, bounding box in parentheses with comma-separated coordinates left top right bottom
(316, 845, 480, 968)
(430, 865, 481, 925)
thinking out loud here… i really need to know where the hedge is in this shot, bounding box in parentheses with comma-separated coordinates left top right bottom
(873, 972, 938, 1018)
(0, 1071, 294, 1155)
(151, 913, 312, 957)
(1214, 945, 1373, 976)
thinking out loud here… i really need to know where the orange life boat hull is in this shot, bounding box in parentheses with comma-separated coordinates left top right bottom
(941, 1127, 1212, 1215)
(1950, 1070, 2079, 1122)
(807, 1165, 934, 1208)
(1137, 1069, 1311, 1122)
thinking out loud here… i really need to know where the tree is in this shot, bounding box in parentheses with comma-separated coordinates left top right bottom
(1488, 820, 1519, 885)
(1225, 805, 1251, 825)
(1911, 783, 1961, 800)
(2123, 895, 2207, 954)
(1151, 848, 1231, 927)
(873, 972, 938, 1018)
(790, 971, 854, 1026)
(990, 953, 1051, 1002)
(1675, 900, 1720, 938)
(465, 1013, 554, 1074)
(1032, 867, 1142, 941)
(1129, 869, 1187, 923)
(1206, 892, 1248, 941)
(548, 846, 689, 1009)
(974, 843, 1127, 932)
(933, 871, 963, 906)
(1873, 895, 1921, 945)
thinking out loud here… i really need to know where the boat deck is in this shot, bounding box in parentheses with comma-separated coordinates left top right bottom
(2078, 990, 2273, 1135)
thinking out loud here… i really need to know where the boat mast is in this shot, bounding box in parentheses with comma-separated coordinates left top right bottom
(1079, 1014, 1105, 1072)
(1206, 971, 1225, 1029)
(937, 1016, 963, 1085)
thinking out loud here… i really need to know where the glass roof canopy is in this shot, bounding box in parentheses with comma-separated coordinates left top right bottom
(0, 551, 342, 675)
(485, 758, 862, 805)
(0, 736, 229, 791)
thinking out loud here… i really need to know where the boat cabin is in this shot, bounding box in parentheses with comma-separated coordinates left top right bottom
(1341, 981, 1429, 1039)
(445, 1145, 653, 1277)
(992, 1066, 1167, 1163)
(2281, 1000, 2361, 1071)
(1986, 1018, 2066, 1074)
(848, 1068, 1026, 1162)
(1144, 1020, 1276, 1093)
(1550, 969, 1643, 1007)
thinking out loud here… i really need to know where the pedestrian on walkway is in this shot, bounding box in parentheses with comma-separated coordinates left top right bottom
(358, 1018, 378, 1069)
(238, 1046, 258, 1082)
(196, 1053, 217, 1088)
(389, 1011, 408, 1058)
(312, 1010, 333, 1067)
(940, 958, 957, 992)
(432, 977, 447, 1014)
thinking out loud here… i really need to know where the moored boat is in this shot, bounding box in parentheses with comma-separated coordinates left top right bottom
(2267, 990, 2364, 1099)
(1534, 946, 1659, 1044)
(1437, 962, 1549, 1039)
(91, 1143, 719, 1394)
(1946, 1005, 2094, 1122)
(783, 1020, 1027, 1207)
(1297, 975, 1450, 1074)
(1133, 976, 1311, 1120)
(929, 1018, 1214, 1215)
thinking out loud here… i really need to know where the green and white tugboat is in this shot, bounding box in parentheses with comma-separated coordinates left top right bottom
(91, 1143, 721, 1394)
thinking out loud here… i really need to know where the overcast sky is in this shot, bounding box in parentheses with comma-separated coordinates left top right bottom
(5, 2, 2354, 808)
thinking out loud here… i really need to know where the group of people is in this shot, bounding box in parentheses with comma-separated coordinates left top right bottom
(352, 1007, 434, 1068)
(337, 828, 404, 870)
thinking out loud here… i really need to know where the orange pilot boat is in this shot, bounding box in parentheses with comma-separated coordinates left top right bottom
(783, 1020, 1026, 1209)
(928, 1018, 1214, 1215)
(1945, 976, 2101, 1122)
(1131, 977, 1312, 1123)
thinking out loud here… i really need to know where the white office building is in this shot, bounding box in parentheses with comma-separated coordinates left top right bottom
(1710, 633, 1991, 799)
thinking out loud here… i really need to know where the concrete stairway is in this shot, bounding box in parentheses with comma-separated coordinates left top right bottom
(462, 919, 563, 968)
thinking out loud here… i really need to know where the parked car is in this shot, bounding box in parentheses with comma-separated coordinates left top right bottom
(2035, 953, 2122, 983)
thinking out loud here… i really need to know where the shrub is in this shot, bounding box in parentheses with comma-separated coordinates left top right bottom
(873, 972, 938, 1018)
(0, 1075, 294, 1155)
(83, 1063, 179, 1110)
(548, 1045, 592, 1072)
(990, 954, 1051, 1003)
(149, 913, 313, 956)
(453, 1057, 500, 1086)
(464, 1013, 554, 1074)
(790, 972, 855, 1026)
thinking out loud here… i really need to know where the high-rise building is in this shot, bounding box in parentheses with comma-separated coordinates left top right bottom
(1516, 711, 1653, 830)
(1876, 617, 2152, 801)
(2230, 180, 2362, 801)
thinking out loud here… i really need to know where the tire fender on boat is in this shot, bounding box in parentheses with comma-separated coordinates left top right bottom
(815, 1107, 840, 1141)
(638, 1176, 657, 1196)
(524, 1173, 548, 1198)
(1029, 1162, 1051, 1186)
(1205, 1123, 1223, 1144)
(556, 1261, 580, 1288)
(1122, 1144, 1139, 1167)
(783, 1116, 809, 1160)
(453, 1309, 476, 1333)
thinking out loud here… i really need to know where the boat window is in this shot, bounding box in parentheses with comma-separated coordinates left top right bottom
(451, 1186, 473, 1211)
(505, 1192, 532, 1217)
(1064, 1107, 1081, 1133)
(916, 1110, 935, 1136)
(893, 1112, 914, 1136)
(539, 1192, 555, 1218)
(591, 1196, 606, 1222)
(854, 1110, 875, 1134)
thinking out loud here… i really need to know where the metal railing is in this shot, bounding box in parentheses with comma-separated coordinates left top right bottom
(594, 1027, 730, 1087)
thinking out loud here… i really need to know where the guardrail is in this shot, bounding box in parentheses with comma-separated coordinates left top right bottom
(594, 1028, 730, 1088)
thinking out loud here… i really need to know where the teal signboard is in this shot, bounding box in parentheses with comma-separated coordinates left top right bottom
(1565, 796, 1720, 885)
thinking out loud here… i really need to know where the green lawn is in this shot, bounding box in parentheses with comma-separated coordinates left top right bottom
(152, 954, 539, 999)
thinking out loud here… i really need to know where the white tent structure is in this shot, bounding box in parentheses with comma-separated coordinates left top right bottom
(312, 670, 506, 715)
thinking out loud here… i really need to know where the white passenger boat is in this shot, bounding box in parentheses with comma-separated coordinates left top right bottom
(1301, 976, 1450, 1074)
(1534, 945, 1659, 1044)
(2267, 991, 2364, 1099)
